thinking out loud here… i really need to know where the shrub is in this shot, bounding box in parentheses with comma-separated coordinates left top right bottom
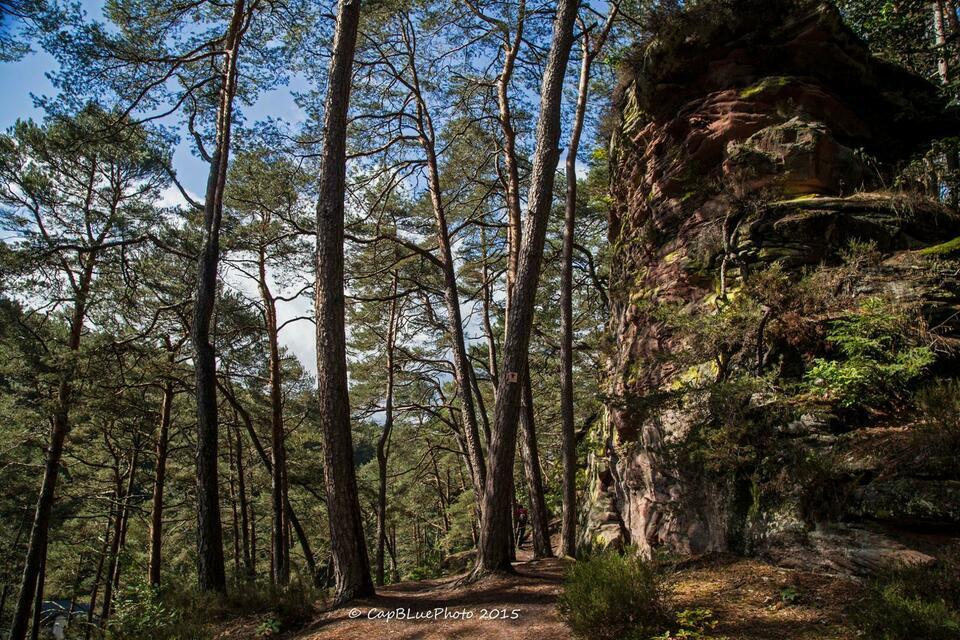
(139, 578, 323, 639)
(854, 546, 960, 640)
(557, 548, 671, 640)
(802, 297, 934, 408)
(107, 582, 179, 639)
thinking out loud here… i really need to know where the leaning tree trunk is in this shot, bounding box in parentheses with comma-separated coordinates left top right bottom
(100, 462, 125, 623)
(314, 0, 373, 605)
(9, 262, 93, 640)
(421, 140, 487, 502)
(191, 0, 248, 594)
(376, 273, 399, 586)
(84, 517, 111, 640)
(475, 0, 578, 575)
(519, 366, 552, 558)
(28, 539, 45, 640)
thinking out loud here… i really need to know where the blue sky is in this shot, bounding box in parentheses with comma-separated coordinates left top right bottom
(0, 1, 313, 198)
(0, 2, 323, 372)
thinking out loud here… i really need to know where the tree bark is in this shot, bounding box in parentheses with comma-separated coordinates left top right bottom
(148, 378, 173, 587)
(496, 0, 526, 337)
(560, 22, 591, 561)
(28, 539, 45, 640)
(233, 425, 253, 577)
(411, 88, 487, 505)
(219, 381, 316, 580)
(258, 247, 289, 585)
(519, 367, 552, 558)
(376, 273, 399, 586)
(475, 0, 578, 575)
(84, 518, 111, 640)
(109, 445, 139, 593)
(99, 465, 124, 623)
(314, 0, 373, 605)
(489, 0, 550, 560)
(9, 260, 93, 640)
(191, 0, 249, 595)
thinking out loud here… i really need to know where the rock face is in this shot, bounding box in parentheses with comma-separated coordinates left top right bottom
(584, 0, 960, 574)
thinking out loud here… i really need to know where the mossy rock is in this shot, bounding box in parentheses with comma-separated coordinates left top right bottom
(920, 235, 960, 258)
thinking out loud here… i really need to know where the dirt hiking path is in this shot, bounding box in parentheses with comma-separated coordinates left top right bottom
(298, 553, 570, 640)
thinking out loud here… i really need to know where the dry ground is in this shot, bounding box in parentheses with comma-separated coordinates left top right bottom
(218, 552, 863, 640)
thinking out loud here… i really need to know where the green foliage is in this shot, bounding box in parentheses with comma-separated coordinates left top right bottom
(107, 582, 178, 639)
(255, 618, 281, 637)
(854, 547, 960, 640)
(802, 297, 934, 407)
(652, 608, 728, 639)
(557, 548, 671, 640)
(137, 579, 324, 640)
(439, 489, 478, 554)
(779, 585, 801, 605)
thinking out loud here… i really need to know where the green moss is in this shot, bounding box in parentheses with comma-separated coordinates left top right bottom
(739, 75, 794, 99)
(919, 235, 960, 258)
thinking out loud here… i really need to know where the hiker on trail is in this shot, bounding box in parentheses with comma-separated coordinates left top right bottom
(514, 505, 529, 549)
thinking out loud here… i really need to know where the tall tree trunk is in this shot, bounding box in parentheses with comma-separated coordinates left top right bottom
(9, 262, 93, 640)
(376, 273, 399, 586)
(475, 0, 577, 575)
(109, 446, 139, 593)
(560, 22, 591, 560)
(258, 248, 289, 585)
(191, 0, 248, 594)
(489, 0, 550, 560)
(480, 227, 499, 387)
(414, 103, 487, 504)
(148, 379, 173, 587)
(496, 0, 525, 337)
(84, 518, 111, 640)
(100, 467, 124, 623)
(28, 539, 45, 640)
(249, 483, 257, 577)
(227, 431, 242, 579)
(519, 367, 552, 558)
(233, 425, 253, 577)
(220, 382, 316, 580)
(314, 0, 373, 605)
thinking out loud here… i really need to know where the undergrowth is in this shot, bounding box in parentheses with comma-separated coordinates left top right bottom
(853, 546, 960, 640)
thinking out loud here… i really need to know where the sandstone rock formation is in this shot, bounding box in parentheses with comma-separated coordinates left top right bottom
(583, 0, 960, 575)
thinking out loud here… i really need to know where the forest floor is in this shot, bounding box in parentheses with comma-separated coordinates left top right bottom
(217, 550, 863, 640)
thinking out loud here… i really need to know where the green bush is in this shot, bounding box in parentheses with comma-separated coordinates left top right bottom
(114, 578, 325, 640)
(107, 582, 179, 640)
(557, 548, 671, 640)
(803, 297, 934, 408)
(854, 546, 960, 640)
